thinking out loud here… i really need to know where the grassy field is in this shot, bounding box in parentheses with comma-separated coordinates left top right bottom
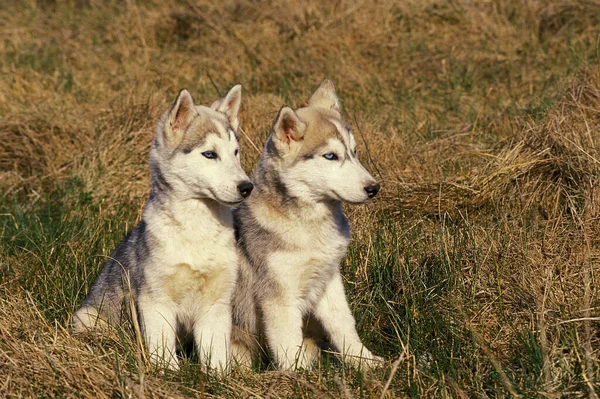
(1, 0, 600, 397)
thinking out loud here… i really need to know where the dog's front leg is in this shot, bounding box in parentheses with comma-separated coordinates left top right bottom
(261, 299, 309, 370)
(194, 300, 232, 373)
(313, 274, 383, 368)
(137, 295, 179, 370)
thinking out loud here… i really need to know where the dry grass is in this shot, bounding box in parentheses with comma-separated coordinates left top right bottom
(1, 0, 599, 397)
(386, 67, 600, 215)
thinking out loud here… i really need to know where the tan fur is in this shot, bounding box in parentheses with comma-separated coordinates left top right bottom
(294, 107, 344, 158)
(232, 79, 382, 371)
(176, 115, 219, 153)
(74, 86, 251, 373)
(162, 263, 207, 304)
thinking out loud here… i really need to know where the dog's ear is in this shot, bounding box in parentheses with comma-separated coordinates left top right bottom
(307, 78, 340, 113)
(272, 106, 307, 147)
(211, 84, 242, 130)
(165, 89, 196, 147)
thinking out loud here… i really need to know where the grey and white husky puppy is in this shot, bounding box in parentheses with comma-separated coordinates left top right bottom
(231, 79, 382, 370)
(73, 86, 253, 372)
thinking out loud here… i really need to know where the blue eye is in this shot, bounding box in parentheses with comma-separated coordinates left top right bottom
(202, 151, 217, 159)
(323, 153, 338, 161)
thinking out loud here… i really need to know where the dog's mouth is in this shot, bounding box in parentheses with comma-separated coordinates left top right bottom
(193, 188, 246, 207)
(330, 190, 369, 205)
(190, 195, 244, 208)
(191, 194, 244, 206)
(216, 198, 245, 207)
(215, 197, 244, 208)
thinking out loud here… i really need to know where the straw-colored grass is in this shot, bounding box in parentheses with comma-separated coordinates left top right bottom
(1, 0, 599, 397)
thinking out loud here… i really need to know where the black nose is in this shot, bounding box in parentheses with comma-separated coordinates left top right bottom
(237, 181, 254, 198)
(364, 183, 380, 198)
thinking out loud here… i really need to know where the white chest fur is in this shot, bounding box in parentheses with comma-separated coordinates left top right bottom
(257, 201, 351, 309)
(142, 199, 238, 305)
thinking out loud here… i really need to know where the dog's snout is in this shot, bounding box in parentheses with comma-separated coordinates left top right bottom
(364, 182, 380, 198)
(237, 181, 254, 198)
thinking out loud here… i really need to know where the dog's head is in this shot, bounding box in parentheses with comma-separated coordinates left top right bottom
(151, 85, 253, 206)
(261, 79, 379, 204)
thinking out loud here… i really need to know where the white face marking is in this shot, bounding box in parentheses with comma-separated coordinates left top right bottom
(329, 119, 360, 159)
(330, 119, 353, 155)
(166, 110, 250, 206)
(229, 130, 239, 158)
(283, 120, 377, 204)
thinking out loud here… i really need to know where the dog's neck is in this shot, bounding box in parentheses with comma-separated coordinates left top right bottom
(146, 189, 233, 229)
(249, 182, 343, 225)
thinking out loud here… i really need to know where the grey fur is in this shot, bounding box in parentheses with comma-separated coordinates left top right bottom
(232, 190, 348, 365)
(78, 220, 151, 327)
(231, 79, 382, 370)
(151, 163, 172, 196)
(73, 86, 251, 372)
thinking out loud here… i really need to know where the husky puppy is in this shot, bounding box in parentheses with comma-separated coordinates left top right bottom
(232, 79, 382, 370)
(73, 86, 253, 372)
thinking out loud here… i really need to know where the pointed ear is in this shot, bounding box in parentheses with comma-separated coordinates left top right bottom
(307, 78, 340, 112)
(165, 89, 196, 146)
(211, 84, 242, 130)
(272, 106, 307, 145)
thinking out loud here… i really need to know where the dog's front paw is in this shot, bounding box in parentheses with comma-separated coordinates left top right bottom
(365, 354, 385, 368)
(148, 353, 180, 372)
(346, 349, 384, 369)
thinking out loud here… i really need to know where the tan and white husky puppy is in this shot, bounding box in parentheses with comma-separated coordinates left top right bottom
(232, 79, 382, 370)
(73, 86, 253, 372)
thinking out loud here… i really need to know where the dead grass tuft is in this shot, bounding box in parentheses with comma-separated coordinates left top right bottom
(385, 67, 600, 220)
(1, 0, 599, 396)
